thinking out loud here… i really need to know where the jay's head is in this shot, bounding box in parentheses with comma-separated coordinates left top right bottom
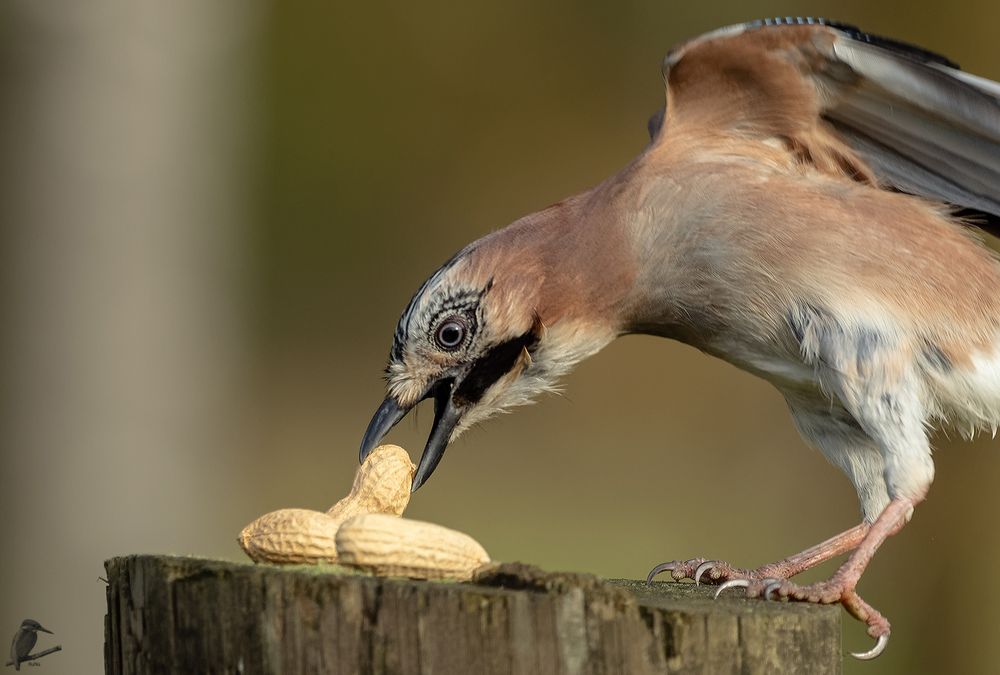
(359, 241, 553, 491)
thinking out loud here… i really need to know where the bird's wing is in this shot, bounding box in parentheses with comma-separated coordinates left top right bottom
(653, 18, 1000, 237)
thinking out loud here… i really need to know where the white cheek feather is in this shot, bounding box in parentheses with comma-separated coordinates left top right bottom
(451, 321, 616, 438)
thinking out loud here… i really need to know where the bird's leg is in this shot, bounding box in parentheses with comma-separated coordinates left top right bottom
(745, 497, 914, 660)
(751, 498, 910, 601)
(646, 521, 870, 585)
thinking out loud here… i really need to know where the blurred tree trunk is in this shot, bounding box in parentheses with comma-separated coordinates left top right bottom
(0, 1, 261, 671)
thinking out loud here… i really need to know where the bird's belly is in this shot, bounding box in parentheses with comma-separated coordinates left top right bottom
(928, 339, 1000, 437)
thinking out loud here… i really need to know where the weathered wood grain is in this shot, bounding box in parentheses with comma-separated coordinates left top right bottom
(104, 555, 841, 675)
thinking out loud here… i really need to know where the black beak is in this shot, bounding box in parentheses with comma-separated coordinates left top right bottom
(359, 396, 409, 464)
(359, 379, 464, 491)
(411, 381, 462, 492)
(37, 625, 52, 634)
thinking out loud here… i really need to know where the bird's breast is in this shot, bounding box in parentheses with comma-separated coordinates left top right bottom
(701, 336, 819, 393)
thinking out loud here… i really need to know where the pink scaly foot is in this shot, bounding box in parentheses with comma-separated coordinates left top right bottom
(646, 522, 869, 587)
(741, 498, 914, 660)
(747, 577, 891, 659)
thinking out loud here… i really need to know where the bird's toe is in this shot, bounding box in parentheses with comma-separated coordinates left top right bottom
(647, 557, 757, 585)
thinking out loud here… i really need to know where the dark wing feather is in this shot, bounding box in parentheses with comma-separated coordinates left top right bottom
(823, 26, 1000, 235)
(659, 18, 1000, 237)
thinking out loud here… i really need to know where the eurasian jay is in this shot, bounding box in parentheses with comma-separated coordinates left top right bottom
(359, 18, 1000, 659)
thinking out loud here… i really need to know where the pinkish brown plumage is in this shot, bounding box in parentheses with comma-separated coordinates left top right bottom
(359, 18, 1000, 659)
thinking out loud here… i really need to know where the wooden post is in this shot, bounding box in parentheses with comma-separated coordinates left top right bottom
(104, 555, 841, 674)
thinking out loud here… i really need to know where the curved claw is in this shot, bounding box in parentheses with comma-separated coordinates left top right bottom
(762, 579, 783, 601)
(646, 562, 677, 584)
(851, 633, 889, 660)
(713, 579, 749, 599)
(694, 561, 716, 586)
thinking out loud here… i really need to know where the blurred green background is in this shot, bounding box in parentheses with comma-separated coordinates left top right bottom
(1, 1, 998, 673)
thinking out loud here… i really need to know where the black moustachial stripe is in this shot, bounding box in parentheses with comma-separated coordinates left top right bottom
(452, 330, 538, 407)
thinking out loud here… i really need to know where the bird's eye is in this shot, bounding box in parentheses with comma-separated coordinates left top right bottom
(434, 318, 467, 350)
